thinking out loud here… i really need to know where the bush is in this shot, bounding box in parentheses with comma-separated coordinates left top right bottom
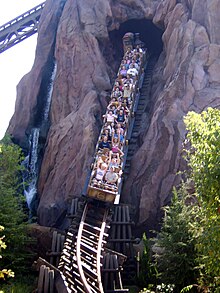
(0, 136, 35, 274)
(152, 184, 199, 291)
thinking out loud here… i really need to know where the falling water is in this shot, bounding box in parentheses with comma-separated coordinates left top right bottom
(24, 128, 40, 209)
(23, 61, 57, 212)
(43, 62, 57, 121)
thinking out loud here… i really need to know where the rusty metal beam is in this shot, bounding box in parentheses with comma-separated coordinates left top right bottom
(0, 2, 45, 54)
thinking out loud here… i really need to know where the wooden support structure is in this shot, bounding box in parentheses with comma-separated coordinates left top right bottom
(46, 231, 65, 267)
(35, 258, 68, 293)
(108, 205, 138, 285)
(102, 251, 129, 293)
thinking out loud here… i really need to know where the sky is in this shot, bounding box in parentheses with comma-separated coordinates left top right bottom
(0, 0, 43, 139)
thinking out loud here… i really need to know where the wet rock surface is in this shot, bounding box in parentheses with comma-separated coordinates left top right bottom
(8, 0, 220, 231)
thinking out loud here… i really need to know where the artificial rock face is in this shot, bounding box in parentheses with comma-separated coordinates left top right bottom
(8, 0, 220, 231)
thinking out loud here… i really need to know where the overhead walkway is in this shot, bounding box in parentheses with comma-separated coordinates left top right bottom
(0, 2, 45, 53)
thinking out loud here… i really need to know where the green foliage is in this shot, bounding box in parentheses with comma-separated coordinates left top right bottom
(0, 226, 14, 281)
(156, 283, 175, 292)
(0, 136, 34, 274)
(184, 108, 220, 285)
(0, 274, 37, 293)
(180, 285, 194, 293)
(143, 108, 220, 292)
(152, 184, 199, 290)
(138, 233, 157, 288)
(139, 283, 175, 293)
(184, 108, 220, 210)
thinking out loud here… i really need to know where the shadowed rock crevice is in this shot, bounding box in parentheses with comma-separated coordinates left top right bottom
(100, 21, 163, 91)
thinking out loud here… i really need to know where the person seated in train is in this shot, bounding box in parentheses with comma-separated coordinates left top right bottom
(125, 74, 135, 89)
(113, 127, 125, 144)
(116, 109, 127, 126)
(111, 137, 124, 157)
(105, 166, 119, 185)
(123, 95, 133, 108)
(103, 110, 116, 124)
(125, 47, 132, 56)
(93, 159, 108, 184)
(135, 44, 143, 54)
(117, 75, 127, 90)
(121, 98, 130, 108)
(109, 96, 119, 107)
(103, 128, 111, 142)
(112, 87, 123, 100)
(117, 102, 130, 115)
(133, 52, 141, 64)
(116, 122, 124, 133)
(123, 83, 132, 100)
(114, 80, 123, 92)
(129, 52, 135, 59)
(106, 122, 115, 137)
(130, 59, 139, 70)
(119, 65, 127, 78)
(127, 64, 138, 77)
(108, 152, 121, 169)
(124, 55, 131, 66)
(121, 59, 129, 70)
(98, 135, 111, 150)
(107, 103, 117, 115)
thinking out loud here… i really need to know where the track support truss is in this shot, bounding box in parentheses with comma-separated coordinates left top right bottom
(0, 2, 45, 54)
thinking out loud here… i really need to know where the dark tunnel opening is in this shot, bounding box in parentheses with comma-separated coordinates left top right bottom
(109, 18, 163, 59)
(102, 18, 164, 82)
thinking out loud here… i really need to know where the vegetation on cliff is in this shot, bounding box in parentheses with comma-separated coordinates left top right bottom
(0, 136, 35, 291)
(140, 108, 220, 292)
(0, 226, 14, 281)
(183, 108, 220, 289)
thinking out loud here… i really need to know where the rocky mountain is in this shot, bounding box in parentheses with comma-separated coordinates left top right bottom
(8, 0, 220, 233)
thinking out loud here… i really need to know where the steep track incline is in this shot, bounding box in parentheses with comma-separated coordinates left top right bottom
(37, 49, 155, 293)
(59, 202, 110, 293)
(123, 55, 157, 177)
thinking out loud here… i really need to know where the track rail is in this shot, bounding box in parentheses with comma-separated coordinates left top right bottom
(41, 48, 152, 292)
(59, 202, 110, 293)
(123, 55, 157, 177)
(0, 2, 45, 53)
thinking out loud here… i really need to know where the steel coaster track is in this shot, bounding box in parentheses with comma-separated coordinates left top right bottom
(0, 2, 45, 53)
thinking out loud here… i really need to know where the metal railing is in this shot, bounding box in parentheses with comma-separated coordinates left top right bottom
(0, 2, 45, 53)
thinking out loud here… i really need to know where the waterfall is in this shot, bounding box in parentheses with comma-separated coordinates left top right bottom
(24, 128, 40, 210)
(22, 62, 57, 213)
(22, 60, 57, 213)
(43, 62, 57, 121)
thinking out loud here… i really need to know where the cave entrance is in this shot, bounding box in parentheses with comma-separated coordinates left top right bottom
(109, 18, 163, 63)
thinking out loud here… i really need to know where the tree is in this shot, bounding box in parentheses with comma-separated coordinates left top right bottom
(0, 136, 34, 274)
(152, 184, 199, 291)
(0, 226, 14, 280)
(184, 108, 220, 288)
(138, 233, 157, 289)
(184, 108, 220, 211)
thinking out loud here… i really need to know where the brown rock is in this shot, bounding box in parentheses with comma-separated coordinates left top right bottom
(8, 0, 220, 232)
(28, 223, 61, 260)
